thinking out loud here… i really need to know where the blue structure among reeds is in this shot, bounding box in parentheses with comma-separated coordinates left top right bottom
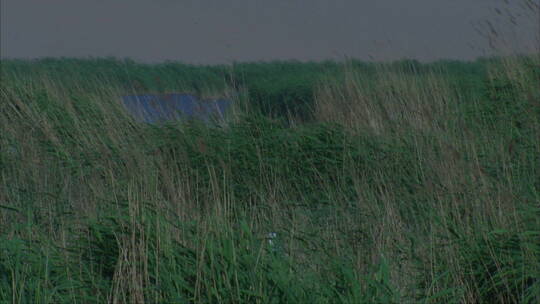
(121, 93, 231, 124)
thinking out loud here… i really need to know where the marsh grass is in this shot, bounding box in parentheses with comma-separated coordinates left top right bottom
(1, 52, 539, 303)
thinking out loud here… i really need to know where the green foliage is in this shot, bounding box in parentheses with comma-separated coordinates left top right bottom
(450, 205, 540, 304)
(462, 230, 540, 303)
(143, 115, 428, 210)
(1, 55, 539, 303)
(0, 237, 81, 304)
(142, 115, 362, 207)
(324, 256, 400, 303)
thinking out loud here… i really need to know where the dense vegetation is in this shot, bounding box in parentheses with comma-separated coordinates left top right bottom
(1, 54, 539, 303)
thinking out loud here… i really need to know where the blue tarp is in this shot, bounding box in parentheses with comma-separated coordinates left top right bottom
(121, 93, 231, 124)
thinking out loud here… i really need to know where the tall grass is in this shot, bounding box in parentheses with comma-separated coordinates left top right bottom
(313, 54, 540, 303)
(1, 52, 539, 303)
